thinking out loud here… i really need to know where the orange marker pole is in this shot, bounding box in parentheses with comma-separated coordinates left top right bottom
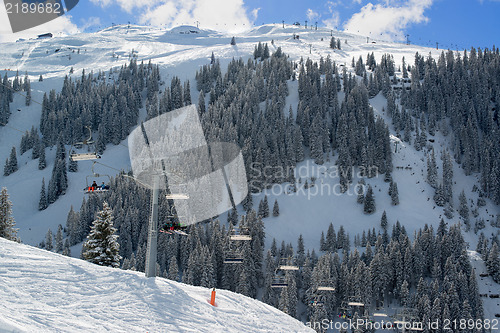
(210, 288, 216, 306)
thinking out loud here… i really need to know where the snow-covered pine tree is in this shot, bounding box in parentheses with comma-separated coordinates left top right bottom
(363, 185, 376, 214)
(486, 243, 500, 283)
(68, 158, 78, 172)
(45, 229, 53, 251)
(427, 149, 438, 188)
(356, 180, 365, 204)
(272, 199, 280, 216)
(390, 181, 399, 205)
(329, 37, 338, 49)
(168, 255, 179, 281)
(38, 143, 46, 170)
(0, 187, 19, 242)
(55, 224, 63, 253)
(3, 147, 18, 176)
(83, 201, 121, 267)
(381, 210, 388, 230)
(458, 190, 470, 229)
(262, 195, 269, 218)
(62, 239, 71, 256)
(442, 150, 454, 204)
(24, 72, 31, 106)
(38, 178, 48, 211)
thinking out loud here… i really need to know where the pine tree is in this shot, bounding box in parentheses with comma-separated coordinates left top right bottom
(3, 147, 18, 176)
(0, 187, 19, 242)
(262, 195, 269, 218)
(83, 201, 121, 267)
(380, 211, 388, 230)
(39, 178, 48, 211)
(55, 224, 63, 252)
(390, 181, 399, 205)
(62, 239, 71, 256)
(45, 229, 53, 251)
(38, 144, 46, 170)
(427, 149, 438, 188)
(459, 190, 470, 228)
(68, 158, 78, 172)
(486, 243, 500, 283)
(329, 37, 337, 49)
(356, 181, 365, 204)
(272, 199, 280, 216)
(230, 37, 236, 45)
(168, 256, 179, 281)
(442, 150, 454, 204)
(434, 184, 446, 207)
(363, 185, 376, 214)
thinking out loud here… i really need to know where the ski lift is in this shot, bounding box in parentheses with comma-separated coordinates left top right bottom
(165, 193, 189, 199)
(310, 294, 325, 307)
(317, 285, 335, 291)
(84, 161, 111, 194)
(223, 253, 244, 264)
(230, 227, 252, 241)
(271, 276, 288, 288)
(160, 221, 188, 236)
(346, 295, 366, 308)
(315, 279, 335, 291)
(224, 240, 244, 264)
(70, 126, 101, 161)
(165, 181, 189, 200)
(278, 257, 299, 271)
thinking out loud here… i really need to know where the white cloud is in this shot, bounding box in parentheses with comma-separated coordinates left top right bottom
(0, 0, 79, 42)
(306, 9, 320, 22)
(89, 0, 113, 7)
(322, 1, 341, 29)
(322, 11, 341, 29)
(90, 0, 256, 32)
(80, 17, 101, 31)
(343, 0, 433, 41)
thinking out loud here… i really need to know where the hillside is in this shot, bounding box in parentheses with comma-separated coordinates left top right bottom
(0, 238, 312, 332)
(0, 23, 479, 249)
(1, 23, 499, 331)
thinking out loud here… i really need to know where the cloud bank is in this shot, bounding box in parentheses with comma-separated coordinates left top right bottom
(90, 0, 255, 32)
(343, 0, 433, 41)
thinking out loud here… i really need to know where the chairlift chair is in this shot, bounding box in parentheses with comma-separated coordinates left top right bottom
(317, 286, 335, 291)
(224, 241, 244, 264)
(316, 280, 335, 291)
(84, 161, 111, 194)
(223, 252, 244, 264)
(165, 193, 189, 199)
(69, 126, 101, 161)
(310, 295, 325, 307)
(347, 295, 366, 308)
(271, 276, 288, 288)
(230, 228, 252, 241)
(278, 257, 299, 271)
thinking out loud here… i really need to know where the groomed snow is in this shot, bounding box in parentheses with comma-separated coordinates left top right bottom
(0, 238, 313, 333)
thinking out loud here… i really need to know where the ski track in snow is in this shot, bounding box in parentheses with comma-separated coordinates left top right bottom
(0, 238, 313, 332)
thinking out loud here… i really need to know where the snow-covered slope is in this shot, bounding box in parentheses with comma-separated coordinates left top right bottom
(0, 238, 312, 333)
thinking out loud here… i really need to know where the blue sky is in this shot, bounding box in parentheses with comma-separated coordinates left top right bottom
(0, 0, 499, 49)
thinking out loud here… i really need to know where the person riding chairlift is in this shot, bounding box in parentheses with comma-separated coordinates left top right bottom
(91, 180, 98, 191)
